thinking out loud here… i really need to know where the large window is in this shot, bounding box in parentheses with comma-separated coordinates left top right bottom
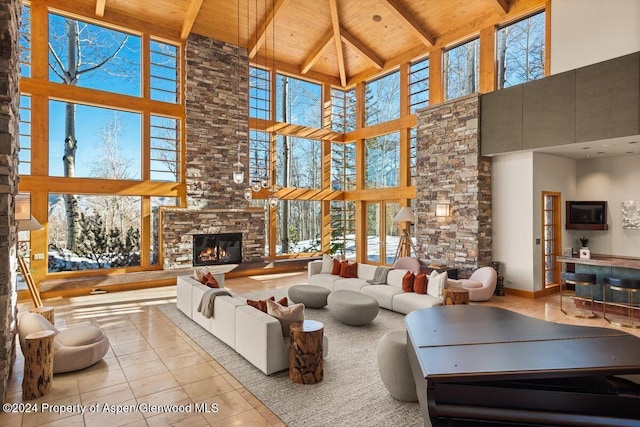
(250, 66, 270, 120)
(48, 13, 141, 97)
(150, 116, 180, 182)
(365, 132, 400, 189)
(249, 130, 270, 187)
(276, 74, 322, 128)
(497, 12, 545, 89)
(275, 200, 321, 255)
(409, 57, 429, 113)
(49, 102, 142, 180)
(150, 40, 180, 103)
(19, 4, 30, 77)
(330, 201, 356, 260)
(444, 38, 479, 100)
(276, 136, 321, 189)
(365, 70, 400, 126)
(331, 142, 356, 191)
(18, 95, 31, 176)
(331, 88, 356, 132)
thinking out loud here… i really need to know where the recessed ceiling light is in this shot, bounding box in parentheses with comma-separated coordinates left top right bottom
(581, 147, 590, 150)
(626, 151, 634, 154)
(372, 15, 382, 22)
(629, 141, 638, 144)
(585, 155, 592, 158)
(596, 152, 605, 154)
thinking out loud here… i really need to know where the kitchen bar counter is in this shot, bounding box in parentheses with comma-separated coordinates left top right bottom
(557, 254, 640, 270)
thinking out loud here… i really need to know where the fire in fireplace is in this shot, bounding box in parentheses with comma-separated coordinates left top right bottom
(193, 233, 242, 266)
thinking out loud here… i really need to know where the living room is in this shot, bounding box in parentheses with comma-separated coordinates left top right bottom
(1, 0, 640, 425)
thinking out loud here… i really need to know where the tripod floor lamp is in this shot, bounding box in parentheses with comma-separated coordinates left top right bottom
(393, 206, 418, 263)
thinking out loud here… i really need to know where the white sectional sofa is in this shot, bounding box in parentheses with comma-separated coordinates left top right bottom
(176, 275, 328, 375)
(307, 260, 444, 314)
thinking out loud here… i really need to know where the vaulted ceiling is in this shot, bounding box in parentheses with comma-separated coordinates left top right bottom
(62, 0, 546, 87)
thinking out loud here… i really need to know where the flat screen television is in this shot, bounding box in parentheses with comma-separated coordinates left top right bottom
(566, 201, 608, 230)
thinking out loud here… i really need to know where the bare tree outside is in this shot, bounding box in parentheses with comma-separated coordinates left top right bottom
(444, 38, 480, 100)
(498, 12, 545, 89)
(48, 13, 138, 250)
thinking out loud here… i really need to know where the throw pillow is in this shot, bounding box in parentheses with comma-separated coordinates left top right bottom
(339, 261, 358, 278)
(266, 299, 304, 337)
(402, 271, 415, 292)
(320, 253, 334, 274)
(194, 267, 208, 283)
(427, 270, 448, 300)
(414, 273, 428, 294)
(204, 273, 220, 288)
(247, 296, 288, 313)
(331, 258, 342, 275)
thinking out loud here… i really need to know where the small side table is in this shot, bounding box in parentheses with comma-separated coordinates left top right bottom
(289, 320, 324, 384)
(23, 330, 55, 400)
(29, 306, 55, 324)
(444, 288, 470, 305)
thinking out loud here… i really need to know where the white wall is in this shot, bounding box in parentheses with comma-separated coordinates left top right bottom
(492, 152, 534, 291)
(551, 0, 640, 74)
(573, 154, 640, 256)
(532, 153, 577, 291)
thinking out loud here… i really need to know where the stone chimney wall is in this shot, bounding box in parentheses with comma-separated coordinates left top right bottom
(414, 94, 492, 278)
(0, 0, 21, 404)
(162, 34, 265, 267)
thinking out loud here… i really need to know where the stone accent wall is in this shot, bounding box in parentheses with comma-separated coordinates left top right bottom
(162, 208, 265, 268)
(415, 94, 492, 278)
(0, 0, 21, 404)
(162, 34, 265, 267)
(184, 34, 248, 211)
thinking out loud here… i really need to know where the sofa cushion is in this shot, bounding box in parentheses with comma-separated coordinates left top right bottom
(357, 263, 378, 281)
(334, 278, 370, 292)
(308, 273, 340, 290)
(402, 271, 415, 292)
(392, 292, 443, 314)
(386, 269, 408, 289)
(427, 270, 447, 300)
(414, 273, 428, 294)
(361, 284, 404, 310)
(266, 299, 305, 337)
(320, 254, 335, 274)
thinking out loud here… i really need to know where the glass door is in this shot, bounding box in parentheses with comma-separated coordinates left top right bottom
(542, 192, 562, 287)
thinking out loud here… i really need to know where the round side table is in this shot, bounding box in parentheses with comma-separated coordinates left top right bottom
(444, 287, 469, 305)
(289, 320, 324, 384)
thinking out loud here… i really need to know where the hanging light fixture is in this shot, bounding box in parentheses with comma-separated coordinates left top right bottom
(232, 0, 245, 185)
(266, 0, 279, 208)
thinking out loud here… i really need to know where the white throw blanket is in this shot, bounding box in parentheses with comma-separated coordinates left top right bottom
(197, 288, 232, 318)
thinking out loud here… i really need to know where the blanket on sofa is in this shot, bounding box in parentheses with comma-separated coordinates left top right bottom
(367, 266, 391, 285)
(197, 288, 232, 318)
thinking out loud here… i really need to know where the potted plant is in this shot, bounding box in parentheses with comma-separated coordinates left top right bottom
(579, 236, 589, 248)
(578, 237, 590, 259)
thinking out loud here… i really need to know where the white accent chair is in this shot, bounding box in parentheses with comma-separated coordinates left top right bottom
(392, 257, 420, 273)
(18, 313, 110, 373)
(449, 266, 497, 302)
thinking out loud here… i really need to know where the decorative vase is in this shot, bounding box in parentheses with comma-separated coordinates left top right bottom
(579, 247, 591, 259)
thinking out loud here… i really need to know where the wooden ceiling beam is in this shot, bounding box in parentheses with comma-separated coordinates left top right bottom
(248, 0, 291, 59)
(95, 0, 106, 18)
(381, 0, 435, 47)
(181, 0, 204, 40)
(301, 29, 334, 75)
(494, 0, 511, 13)
(340, 28, 383, 70)
(329, 0, 347, 87)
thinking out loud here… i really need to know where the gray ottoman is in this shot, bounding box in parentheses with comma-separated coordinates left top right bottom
(327, 290, 379, 325)
(377, 330, 418, 402)
(288, 285, 331, 308)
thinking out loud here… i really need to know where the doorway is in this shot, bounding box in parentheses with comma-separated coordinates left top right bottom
(542, 192, 562, 288)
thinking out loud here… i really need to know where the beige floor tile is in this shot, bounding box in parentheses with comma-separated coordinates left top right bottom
(220, 372, 243, 390)
(82, 398, 146, 427)
(256, 404, 286, 427)
(151, 341, 197, 359)
(171, 362, 220, 386)
(116, 349, 159, 368)
(80, 381, 135, 406)
(145, 409, 209, 427)
(0, 410, 23, 427)
(122, 358, 170, 382)
(110, 339, 152, 357)
(210, 407, 269, 427)
(182, 376, 234, 401)
(128, 371, 180, 398)
(21, 395, 83, 427)
(161, 351, 207, 370)
(200, 390, 253, 424)
(137, 386, 190, 408)
(77, 368, 128, 394)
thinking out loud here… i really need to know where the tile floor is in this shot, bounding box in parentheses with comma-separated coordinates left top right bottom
(1, 271, 639, 426)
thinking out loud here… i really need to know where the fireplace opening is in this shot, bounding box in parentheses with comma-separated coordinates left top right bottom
(193, 233, 242, 266)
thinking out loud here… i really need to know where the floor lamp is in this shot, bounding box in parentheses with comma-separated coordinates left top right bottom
(393, 207, 418, 263)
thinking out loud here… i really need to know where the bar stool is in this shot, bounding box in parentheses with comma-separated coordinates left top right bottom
(603, 277, 640, 328)
(560, 272, 598, 318)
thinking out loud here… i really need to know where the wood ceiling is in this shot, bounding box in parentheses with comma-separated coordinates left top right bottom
(57, 0, 546, 87)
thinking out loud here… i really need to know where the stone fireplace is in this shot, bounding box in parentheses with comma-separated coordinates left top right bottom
(193, 232, 242, 266)
(161, 34, 265, 269)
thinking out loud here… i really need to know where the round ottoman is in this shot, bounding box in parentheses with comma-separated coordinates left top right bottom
(288, 285, 331, 308)
(377, 330, 418, 402)
(327, 290, 379, 325)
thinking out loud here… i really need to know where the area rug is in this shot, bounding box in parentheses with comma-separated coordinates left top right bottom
(158, 289, 422, 427)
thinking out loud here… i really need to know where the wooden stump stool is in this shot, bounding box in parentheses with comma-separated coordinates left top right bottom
(22, 330, 55, 400)
(444, 288, 470, 305)
(29, 306, 55, 324)
(289, 320, 324, 384)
